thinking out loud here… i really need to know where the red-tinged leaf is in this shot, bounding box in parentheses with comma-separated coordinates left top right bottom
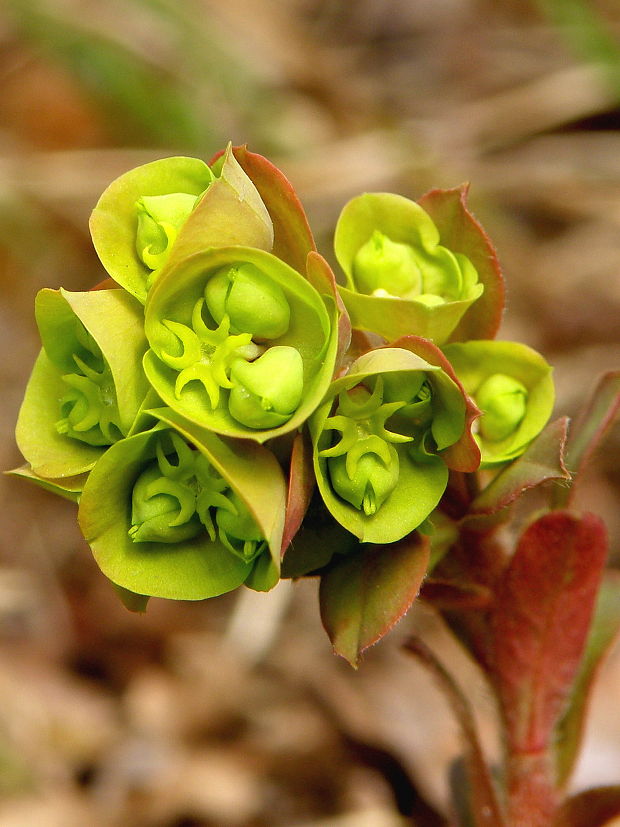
(281, 431, 315, 555)
(388, 335, 481, 472)
(230, 144, 316, 273)
(305, 250, 352, 370)
(403, 637, 506, 827)
(555, 570, 620, 787)
(553, 786, 620, 827)
(490, 511, 608, 754)
(91, 277, 118, 291)
(319, 533, 430, 667)
(556, 371, 620, 508)
(420, 577, 492, 610)
(418, 184, 505, 342)
(470, 417, 570, 515)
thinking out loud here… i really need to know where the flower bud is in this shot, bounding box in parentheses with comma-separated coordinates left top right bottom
(205, 263, 291, 339)
(353, 230, 422, 298)
(228, 346, 304, 429)
(328, 441, 400, 516)
(135, 192, 199, 271)
(128, 462, 202, 544)
(476, 373, 528, 442)
(215, 490, 266, 562)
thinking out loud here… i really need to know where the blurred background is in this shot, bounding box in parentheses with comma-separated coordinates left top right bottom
(2, 1, 620, 824)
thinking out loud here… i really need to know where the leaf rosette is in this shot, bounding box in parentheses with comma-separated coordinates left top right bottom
(143, 246, 339, 442)
(89, 145, 274, 303)
(78, 409, 286, 600)
(15, 288, 150, 478)
(310, 339, 480, 544)
(334, 192, 485, 344)
(443, 340, 555, 466)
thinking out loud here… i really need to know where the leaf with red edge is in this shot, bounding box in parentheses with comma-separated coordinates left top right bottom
(305, 250, 352, 371)
(554, 570, 620, 787)
(389, 335, 481, 473)
(419, 184, 505, 342)
(490, 511, 608, 754)
(223, 144, 317, 273)
(420, 578, 492, 610)
(281, 431, 315, 556)
(556, 370, 620, 508)
(320, 533, 430, 667)
(553, 786, 620, 827)
(470, 417, 570, 515)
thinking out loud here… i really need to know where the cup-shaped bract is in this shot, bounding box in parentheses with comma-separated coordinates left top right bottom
(15, 288, 150, 479)
(310, 343, 477, 544)
(143, 246, 339, 442)
(89, 145, 274, 303)
(334, 192, 485, 344)
(78, 410, 287, 600)
(443, 340, 555, 466)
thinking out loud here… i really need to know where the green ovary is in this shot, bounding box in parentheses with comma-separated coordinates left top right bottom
(476, 373, 528, 442)
(328, 440, 399, 516)
(204, 263, 291, 340)
(215, 491, 266, 563)
(353, 231, 422, 298)
(228, 346, 304, 429)
(135, 192, 200, 272)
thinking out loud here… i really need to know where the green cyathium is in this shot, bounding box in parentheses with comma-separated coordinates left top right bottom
(56, 319, 123, 447)
(320, 379, 412, 516)
(129, 431, 266, 563)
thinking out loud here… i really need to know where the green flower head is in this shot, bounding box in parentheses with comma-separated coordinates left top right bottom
(311, 340, 479, 544)
(15, 288, 150, 478)
(443, 340, 555, 466)
(78, 411, 287, 600)
(89, 145, 274, 303)
(334, 192, 484, 344)
(143, 246, 340, 442)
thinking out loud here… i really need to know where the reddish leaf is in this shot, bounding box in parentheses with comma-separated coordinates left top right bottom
(281, 431, 315, 555)
(421, 577, 492, 610)
(555, 570, 620, 787)
(388, 335, 481, 472)
(230, 144, 317, 273)
(553, 786, 620, 827)
(403, 636, 506, 826)
(470, 417, 570, 515)
(556, 371, 620, 508)
(490, 511, 608, 754)
(320, 533, 429, 667)
(418, 184, 505, 342)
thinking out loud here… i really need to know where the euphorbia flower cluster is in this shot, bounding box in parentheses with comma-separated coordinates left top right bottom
(12, 143, 555, 613)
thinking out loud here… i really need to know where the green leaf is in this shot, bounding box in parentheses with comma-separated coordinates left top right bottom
(143, 245, 338, 443)
(111, 583, 150, 613)
(554, 571, 620, 787)
(470, 417, 570, 515)
(6, 463, 86, 503)
(320, 533, 429, 667)
(443, 340, 555, 466)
